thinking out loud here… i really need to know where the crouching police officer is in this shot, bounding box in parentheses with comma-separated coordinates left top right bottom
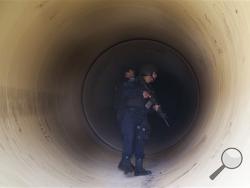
(117, 65, 159, 176)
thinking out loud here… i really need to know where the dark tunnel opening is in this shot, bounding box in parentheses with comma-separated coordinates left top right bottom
(82, 39, 200, 154)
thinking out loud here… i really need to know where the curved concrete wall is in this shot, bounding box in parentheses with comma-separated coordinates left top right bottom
(0, 1, 250, 187)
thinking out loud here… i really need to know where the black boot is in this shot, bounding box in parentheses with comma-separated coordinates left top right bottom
(118, 155, 134, 174)
(134, 158, 152, 176)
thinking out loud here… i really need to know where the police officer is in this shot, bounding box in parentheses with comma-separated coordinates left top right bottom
(116, 65, 159, 176)
(116, 66, 137, 174)
(134, 65, 160, 176)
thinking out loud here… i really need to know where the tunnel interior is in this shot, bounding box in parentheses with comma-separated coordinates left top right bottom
(83, 39, 200, 154)
(1, 1, 249, 187)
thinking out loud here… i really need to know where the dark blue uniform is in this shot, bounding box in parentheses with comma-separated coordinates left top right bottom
(116, 78, 150, 160)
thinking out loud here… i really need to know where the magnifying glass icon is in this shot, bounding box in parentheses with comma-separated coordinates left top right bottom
(210, 147, 243, 180)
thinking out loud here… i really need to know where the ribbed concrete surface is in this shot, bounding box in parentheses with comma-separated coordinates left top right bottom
(0, 1, 250, 187)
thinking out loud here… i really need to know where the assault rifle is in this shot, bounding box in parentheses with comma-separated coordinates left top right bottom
(142, 81, 170, 127)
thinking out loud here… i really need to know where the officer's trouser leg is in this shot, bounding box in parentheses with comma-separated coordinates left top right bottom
(118, 113, 135, 174)
(134, 127, 144, 159)
(134, 126, 151, 176)
(121, 116, 135, 158)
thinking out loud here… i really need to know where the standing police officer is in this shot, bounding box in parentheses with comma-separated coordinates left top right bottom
(116, 65, 159, 176)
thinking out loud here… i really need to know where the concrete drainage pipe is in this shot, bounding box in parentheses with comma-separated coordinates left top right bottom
(0, 1, 250, 187)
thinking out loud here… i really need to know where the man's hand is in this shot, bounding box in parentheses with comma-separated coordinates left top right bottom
(143, 91, 151, 99)
(153, 104, 160, 111)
